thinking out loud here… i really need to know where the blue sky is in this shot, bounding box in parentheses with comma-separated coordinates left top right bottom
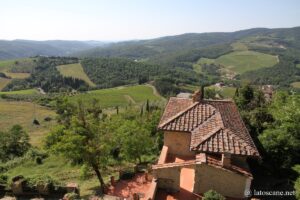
(1, 0, 299, 41)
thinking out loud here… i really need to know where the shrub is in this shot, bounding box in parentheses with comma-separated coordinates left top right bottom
(33, 119, 40, 125)
(80, 164, 89, 180)
(0, 174, 8, 185)
(64, 192, 80, 200)
(203, 190, 225, 200)
(26, 175, 59, 188)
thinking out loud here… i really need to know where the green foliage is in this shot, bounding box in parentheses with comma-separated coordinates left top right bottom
(26, 174, 59, 187)
(204, 87, 220, 99)
(45, 99, 112, 189)
(0, 174, 8, 185)
(259, 92, 300, 168)
(0, 125, 31, 162)
(293, 165, 300, 200)
(234, 84, 273, 137)
(80, 164, 90, 180)
(64, 192, 80, 200)
(4, 57, 89, 92)
(153, 77, 180, 97)
(203, 190, 225, 200)
(115, 120, 153, 163)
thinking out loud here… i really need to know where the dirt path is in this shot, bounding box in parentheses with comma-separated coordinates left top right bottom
(124, 95, 136, 104)
(146, 84, 164, 99)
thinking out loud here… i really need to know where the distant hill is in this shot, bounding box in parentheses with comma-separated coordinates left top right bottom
(0, 40, 107, 60)
(74, 27, 300, 62)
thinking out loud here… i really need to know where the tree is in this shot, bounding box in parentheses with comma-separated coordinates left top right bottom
(0, 125, 30, 162)
(204, 88, 218, 99)
(45, 100, 112, 191)
(258, 92, 300, 168)
(293, 165, 300, 200)
(115, 120, 153, 163)
(234, 84, 254, 110)
(203, 190, 225, 200)
(146, 99, 150, 112)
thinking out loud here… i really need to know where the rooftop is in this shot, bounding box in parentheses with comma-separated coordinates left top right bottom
(158, 97, 260, 157)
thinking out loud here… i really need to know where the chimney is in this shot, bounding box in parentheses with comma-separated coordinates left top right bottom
(222, 153, 231, 168)
(192, 86, 204, 102)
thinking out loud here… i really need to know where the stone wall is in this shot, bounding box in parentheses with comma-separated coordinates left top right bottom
(153, 167, 181, 192)
(193, 164, 251, 198)
(164, 131, 194, 157)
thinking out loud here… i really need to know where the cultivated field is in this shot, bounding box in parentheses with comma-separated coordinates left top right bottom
(57, 63, 96, 87)
(0, 58, 35, 77)
(291, 82, 300, 88)
(0, 88, 39, 95)
(193, 58, 215, 73)
(216, 50, 278, 74)
(0, 77, 11, 91)
(231, 42, 248, 51)
(0, 99, 56, 146)
(69, 84, 163, 108)
(195, 50, 278, 75)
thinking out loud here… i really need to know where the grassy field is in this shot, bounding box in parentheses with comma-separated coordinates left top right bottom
(0, 58, 34, 78)
(0, 88, 39, 95)
(5, 72, 31, 79)
(180, 84, 200, 92)
(0, 99, 56, 146)
(216, 51, 278, 74)
(291, 82, 300, 88)
(57, 63, 96, 87)
(195, 50, 278, 75)
(70, 84, 163, 108)
(4, 154, 132, 198)
(193, 58, 215, 73)
(0, 77, 11, 91)
(206, 85, 236, 98)
(179, 84, 236, 98)
(231, 42, 248, 51)
(297, 64, 300, 69)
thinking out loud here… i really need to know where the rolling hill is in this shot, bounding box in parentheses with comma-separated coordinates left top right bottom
(75, 27, 300, 62)
(0, 40, 107, 60)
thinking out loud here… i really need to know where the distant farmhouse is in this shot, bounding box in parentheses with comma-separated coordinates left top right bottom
(152, 90, 260, 199)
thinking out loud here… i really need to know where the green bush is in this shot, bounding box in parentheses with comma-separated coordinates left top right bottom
(0, 174, 8, 185)
(64, 192, 80, 200)
(203, 190, 225, 200)
(25, 174, 59, 188)
(79, 164, 89, 180)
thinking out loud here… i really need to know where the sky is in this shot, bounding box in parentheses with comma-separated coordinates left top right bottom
(1, 0, 299, 41)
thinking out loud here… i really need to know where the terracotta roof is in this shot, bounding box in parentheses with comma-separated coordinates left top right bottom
(158, 98, 260, 157)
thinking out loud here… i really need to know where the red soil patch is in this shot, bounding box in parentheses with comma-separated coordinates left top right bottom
(107, 173, 151, 199)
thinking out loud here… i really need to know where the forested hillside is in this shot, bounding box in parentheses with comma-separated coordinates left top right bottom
(3, 57, 89, 92)
(0, 40, 106, 60)
(75, 27, 300, 61)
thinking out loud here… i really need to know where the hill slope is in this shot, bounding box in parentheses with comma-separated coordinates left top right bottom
(0, 40, 107, 60)
(75, 27, 300, 62)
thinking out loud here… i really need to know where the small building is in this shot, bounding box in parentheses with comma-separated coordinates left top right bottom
(261, 85, 274, 102)
(215, 82, 224, 88)
(152, 90, 260, 199)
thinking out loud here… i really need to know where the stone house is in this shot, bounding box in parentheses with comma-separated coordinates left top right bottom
(152, 90, 260, 199)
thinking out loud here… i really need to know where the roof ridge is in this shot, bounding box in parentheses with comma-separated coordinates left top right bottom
(158, 101, 198, 129)
(205, 99, 234, 102)
(190, 112, 223, 149)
